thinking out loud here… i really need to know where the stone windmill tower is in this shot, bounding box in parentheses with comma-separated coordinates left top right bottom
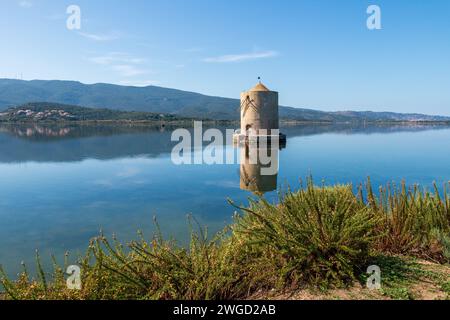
(234, 79, 286, 144)
(240, 81, 279, 135)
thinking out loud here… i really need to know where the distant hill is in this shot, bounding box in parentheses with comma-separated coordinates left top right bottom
(332, 111, 450, 122)
(0, 79, 449, 122)
(0, 79, 237, 120)
(0, 102, 184, 122)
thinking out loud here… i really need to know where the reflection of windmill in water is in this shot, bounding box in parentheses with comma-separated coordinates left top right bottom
(240, 165, 255, 190)
(239, 145, 278, 193)
(240, 143, 256, 189)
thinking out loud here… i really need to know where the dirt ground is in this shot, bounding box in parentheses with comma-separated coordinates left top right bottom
(250, 260, 450, 301)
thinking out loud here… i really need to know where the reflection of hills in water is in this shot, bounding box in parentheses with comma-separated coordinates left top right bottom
(281, 122, 450, 137)
(0, 123, 449, 163)
(0, 125, 73, 138)
(0, 123, 169, 141)
(0, 123, 176, 163)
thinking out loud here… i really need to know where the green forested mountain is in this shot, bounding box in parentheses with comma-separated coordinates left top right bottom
(0, 79, 448, 122)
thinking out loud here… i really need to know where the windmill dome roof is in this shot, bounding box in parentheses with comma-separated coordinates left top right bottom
(250, 82, 270, 92)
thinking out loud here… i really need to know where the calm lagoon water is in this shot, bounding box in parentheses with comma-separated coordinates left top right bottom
(1, 123, 450, 277)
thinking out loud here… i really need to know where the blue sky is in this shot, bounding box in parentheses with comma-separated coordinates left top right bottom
(1, 0, 450, 115)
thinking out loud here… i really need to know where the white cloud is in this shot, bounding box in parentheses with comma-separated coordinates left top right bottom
(117, 167, 140, 178)
(204, 50, 278, 63)
(112, 65, 146, 77)
(88, 52, 150, 77)
(18, 1, 33, 8)
(78, 32, 120, 42)
(89, 53, 146, 65)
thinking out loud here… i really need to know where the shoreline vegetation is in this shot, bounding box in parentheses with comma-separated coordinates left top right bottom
(1, 178, 449, 300)
(1, 102, 450, 126)
(2, 119, 450, 128)
(2, 120, 450, 126)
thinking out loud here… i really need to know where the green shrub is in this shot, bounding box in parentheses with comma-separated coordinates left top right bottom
(80, 221, 249, 300)
(368, 181, 450, 262)
(231, 180, 380, 288)
(0, 251, 81, 300)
